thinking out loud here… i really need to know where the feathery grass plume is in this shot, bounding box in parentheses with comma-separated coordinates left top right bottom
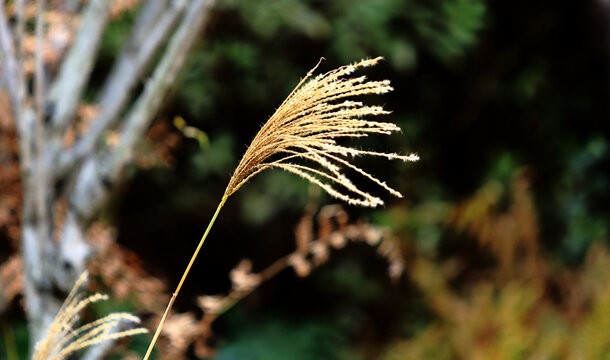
(33, 271, 147, 360)
(225, 56, 419, 207)
(143, 57, 418, 359)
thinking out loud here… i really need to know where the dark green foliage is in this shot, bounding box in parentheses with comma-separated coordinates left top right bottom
(238, 171, 310, 225)
(215, 315, 359, 360)
(1, 322, 29, 360)
(556, 136, 609, 262)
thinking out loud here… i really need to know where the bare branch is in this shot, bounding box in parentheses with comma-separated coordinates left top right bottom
(0, 2, 24, 117)
(56, 0, 187, 175)
(0, 1, 32, 177)
(66, 0, 215, 220)
(128, 0, 169, 47)
(34, 1, 47, 114)
(54, 211, 91, 290)
(22, 222, 63, 345)
(49, 7, 216, 338)
(61, 0, 82, 13)
(105, 0, 215, 178)
(14, 0, 25, 90)
(48, 0, 111, 134)
(34, 0, 48, 239)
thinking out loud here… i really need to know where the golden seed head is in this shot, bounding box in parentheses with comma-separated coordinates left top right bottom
(32, 271, 147, 360)
(224, 57, 419, 207)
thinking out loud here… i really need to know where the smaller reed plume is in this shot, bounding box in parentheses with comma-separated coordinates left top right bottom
(33, 271, 147, 360)
(144, 57, 418, 359)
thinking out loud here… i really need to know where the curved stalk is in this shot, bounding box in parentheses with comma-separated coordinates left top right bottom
(142, 57, 416, 359)
(143, 194, 228, 360)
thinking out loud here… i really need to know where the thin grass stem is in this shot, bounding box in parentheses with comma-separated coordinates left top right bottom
(143, 194, 228, 360)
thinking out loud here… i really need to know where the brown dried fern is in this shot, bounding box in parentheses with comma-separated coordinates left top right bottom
(144, 57, 418, 359)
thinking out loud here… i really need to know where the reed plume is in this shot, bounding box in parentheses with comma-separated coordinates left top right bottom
(33, 271, 147, 360)
(144, 57, 418, 359)
(225, 56, 419, 206)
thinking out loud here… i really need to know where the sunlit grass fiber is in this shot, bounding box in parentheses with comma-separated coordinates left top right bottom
(33, 271, 147, 360)
(143, 57, 418, 359)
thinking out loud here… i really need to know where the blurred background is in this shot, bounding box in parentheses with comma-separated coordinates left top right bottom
(1, 0, 610, 359)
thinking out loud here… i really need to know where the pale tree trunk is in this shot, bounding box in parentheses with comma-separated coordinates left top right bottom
(0, 0, 215, 356)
